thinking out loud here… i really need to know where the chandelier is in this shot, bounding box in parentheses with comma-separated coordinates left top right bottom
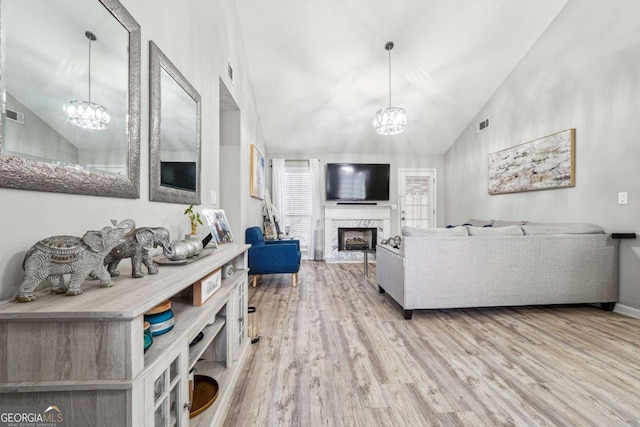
(373, 41, 406, 135)
(64, 31, 110, 130)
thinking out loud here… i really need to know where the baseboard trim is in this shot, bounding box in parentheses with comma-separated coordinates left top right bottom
(614, 304, 640, 319)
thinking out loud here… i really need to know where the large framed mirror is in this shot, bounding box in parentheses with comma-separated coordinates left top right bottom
(0, 0, 141, 198)
(149, 41, 201, 204)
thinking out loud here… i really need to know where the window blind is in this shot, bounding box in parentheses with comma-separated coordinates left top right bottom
(284, 167, 311, 252)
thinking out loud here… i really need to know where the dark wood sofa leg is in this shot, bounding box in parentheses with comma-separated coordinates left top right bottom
(378, 285, 385, 294)
(404, 309, 413, 320)
(601, 302, 616, 311)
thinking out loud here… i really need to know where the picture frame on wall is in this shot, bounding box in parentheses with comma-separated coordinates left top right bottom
(250, 144, 265, 200)
(202, 209, 235, 244)
(488, 128, 575, 195)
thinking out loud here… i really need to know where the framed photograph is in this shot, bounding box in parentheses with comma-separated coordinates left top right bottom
(201, 231, 218, 250)
(202, 209, 235, 244)
(250, 144, 265, 200)
(193, 268, 222, 306)
(488, 129, 575, 195)
(264, 221, 277, 240)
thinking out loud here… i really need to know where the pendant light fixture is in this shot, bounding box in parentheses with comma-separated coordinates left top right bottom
(64, 31, 110, 130)
(373, 41, 406, 135)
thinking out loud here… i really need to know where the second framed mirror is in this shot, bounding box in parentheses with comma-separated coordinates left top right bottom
(149, 41, 201, 204)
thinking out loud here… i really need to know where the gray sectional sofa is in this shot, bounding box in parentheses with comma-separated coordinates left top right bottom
(376, 221, 618, 319)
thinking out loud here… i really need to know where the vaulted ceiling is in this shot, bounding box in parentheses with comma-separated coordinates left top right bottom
(235, 0, 568, 155)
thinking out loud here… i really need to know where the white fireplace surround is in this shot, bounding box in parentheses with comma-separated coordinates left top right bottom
(324, 205, 391, 262)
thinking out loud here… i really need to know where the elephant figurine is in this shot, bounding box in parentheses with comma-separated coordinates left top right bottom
(161, 238, 203, 262)
(15, 219, 136, 302)
(161, 241, 190, 261)
(103, 227, 170, 278)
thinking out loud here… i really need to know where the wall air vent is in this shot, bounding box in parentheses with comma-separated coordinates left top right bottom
(475, 118, 489, 133)
(6, 109, 24, 124)
(228, 62, 234, 83)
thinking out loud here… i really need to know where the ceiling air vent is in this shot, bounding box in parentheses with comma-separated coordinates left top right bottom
(6, 109, 24, 124)
(475, 118, 489, 133)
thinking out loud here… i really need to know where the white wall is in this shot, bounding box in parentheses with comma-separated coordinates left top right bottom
(445, 0, 640, 311)
(220, 109, 242, 242)
(268, 151, 446, 236)
(0, 0, 266, 300)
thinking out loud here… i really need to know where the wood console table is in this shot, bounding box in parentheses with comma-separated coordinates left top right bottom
(0, 243, 250, 427)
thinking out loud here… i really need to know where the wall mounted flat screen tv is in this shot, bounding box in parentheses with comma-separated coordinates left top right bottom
(160, 161, 196, 192)
(326, 163, 390, 201)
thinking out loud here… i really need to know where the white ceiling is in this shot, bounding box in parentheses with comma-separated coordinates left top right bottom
(234, 0, 568, 156)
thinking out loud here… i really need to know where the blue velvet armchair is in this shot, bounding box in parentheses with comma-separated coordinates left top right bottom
(245, 226, 301, 287)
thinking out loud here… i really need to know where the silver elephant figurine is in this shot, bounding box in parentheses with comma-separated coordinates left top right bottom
(104, 226, 170, 278)
(15, 219, 136, 302)
(161, 238, 203, 261)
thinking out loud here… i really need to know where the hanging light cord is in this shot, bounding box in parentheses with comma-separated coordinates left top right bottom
(388, 46, 392, 108)
(84, 31, 98, 102)
(87, 36, 92, 102)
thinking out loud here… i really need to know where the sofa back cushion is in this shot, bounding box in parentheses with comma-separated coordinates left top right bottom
(402, 226, 468, 237)
(467, 225, 524, 236)
(492, 219, 527, 227)
(466, 218, 494, 227)
(522, 223, 605, 235)
(400, 226, 468, 257)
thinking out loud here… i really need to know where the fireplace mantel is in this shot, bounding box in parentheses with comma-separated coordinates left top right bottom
(324, 205, 391, 262)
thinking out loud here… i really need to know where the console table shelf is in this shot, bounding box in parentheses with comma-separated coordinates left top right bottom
(0, 243, 250, 427)
(190, 360, 241, 427)
(188, 316, 226, 369)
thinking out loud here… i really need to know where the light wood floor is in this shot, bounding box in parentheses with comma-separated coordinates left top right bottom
(225, 261, 640, 426)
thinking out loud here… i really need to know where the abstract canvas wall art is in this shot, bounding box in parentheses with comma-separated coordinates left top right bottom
(250, 144, 265, 199)
(488, 129, 575, 195)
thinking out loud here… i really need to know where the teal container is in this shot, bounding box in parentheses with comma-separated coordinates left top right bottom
(144, 309, 175, 336)
(143, 321, 153, 351)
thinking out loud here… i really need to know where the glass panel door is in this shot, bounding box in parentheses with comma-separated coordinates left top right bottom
(398, 169, 436, 230)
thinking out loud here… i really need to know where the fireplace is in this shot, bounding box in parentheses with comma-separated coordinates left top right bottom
(324, 205, 390, 262)
(338, 227, 377, 251)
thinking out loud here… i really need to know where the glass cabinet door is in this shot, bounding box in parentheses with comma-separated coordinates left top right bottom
(232, 278, 248, 361)
(149, 347, 188, 427)
(237, 281, 246, 348)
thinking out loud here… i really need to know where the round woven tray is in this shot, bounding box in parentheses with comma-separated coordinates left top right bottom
(190, 375, 219, 418)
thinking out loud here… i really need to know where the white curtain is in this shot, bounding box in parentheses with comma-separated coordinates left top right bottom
(271, 159, 286, 228)
(307, 159, 321, 260)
